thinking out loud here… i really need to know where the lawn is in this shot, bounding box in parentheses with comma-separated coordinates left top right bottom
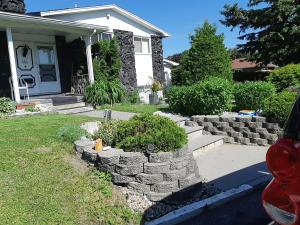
(97, 103, 169, 114)
(0, 115, 141, 225)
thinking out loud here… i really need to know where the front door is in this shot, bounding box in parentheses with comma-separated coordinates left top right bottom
(15, 42, 61, 96)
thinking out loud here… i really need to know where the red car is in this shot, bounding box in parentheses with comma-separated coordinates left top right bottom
(263, 94, 300, 225)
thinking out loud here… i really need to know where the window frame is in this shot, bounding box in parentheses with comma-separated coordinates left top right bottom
(133, 36, 151, 55)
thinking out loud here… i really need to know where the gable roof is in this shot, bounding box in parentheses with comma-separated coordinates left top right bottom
(30, 5, 170, 37)
(232, 58, 278, 71)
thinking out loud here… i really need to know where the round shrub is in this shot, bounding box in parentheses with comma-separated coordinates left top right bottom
(94, 120, 120, 146)
(57, 124, 88, 143)
(234, 81, 276, 112)
(167, 77, 233, 116)
(115, 114, 188, 153)
(267, 64, 300, 92)
(263, 91, 297, 126)
(0, 97, 15, 114)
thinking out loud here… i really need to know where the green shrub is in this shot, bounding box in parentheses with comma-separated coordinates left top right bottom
(115, 114, 187, 153)
(167, 77, 233, 115)
(125, 90, 140, 104)
(94, 120, 120, 146)
(234, 81, 276, 112)
(267, 64, 300, 92)
(263, 91, 297, 126)
(0, 97, 15, 114)
(85, 79, 125, 106)
(57, 124, 88, 143)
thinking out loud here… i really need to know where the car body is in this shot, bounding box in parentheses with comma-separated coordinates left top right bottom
(263, 94, 300, 225)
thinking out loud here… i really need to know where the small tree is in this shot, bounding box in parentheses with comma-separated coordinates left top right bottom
(172, 21, 232, 85)
(92, 39, 122, 82)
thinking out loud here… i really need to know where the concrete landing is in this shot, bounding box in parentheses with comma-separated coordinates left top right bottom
(76, 110, 136, 120)
(194, 144, 271, 191)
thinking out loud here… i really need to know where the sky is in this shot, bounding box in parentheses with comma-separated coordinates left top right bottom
(26, 0, 246, 57)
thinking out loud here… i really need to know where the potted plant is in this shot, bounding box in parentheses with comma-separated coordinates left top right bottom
(149, 80, 162, 105)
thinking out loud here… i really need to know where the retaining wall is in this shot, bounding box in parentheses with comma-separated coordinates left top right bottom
(191, 115, 283, 146)
(74, 140, 202, 202)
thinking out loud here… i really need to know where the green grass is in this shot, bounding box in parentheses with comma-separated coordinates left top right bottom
(0, 115, 141, 225)
(97, 103, 169, 114)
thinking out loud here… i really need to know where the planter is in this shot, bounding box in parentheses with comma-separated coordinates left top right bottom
(149, 93, 159, 105)
(16, 103, 35, 110)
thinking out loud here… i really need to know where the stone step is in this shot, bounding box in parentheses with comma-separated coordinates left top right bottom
(184, 126, 204, 139)
(188, 135, 225, 154)
(57, 106, 94, 115)
(53, 102, 86, 111)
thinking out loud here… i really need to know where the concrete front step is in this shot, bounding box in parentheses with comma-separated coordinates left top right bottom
(57, 106, 94, 115)
(189, 135, 225, 154)
(184, 126, 204, 139)
(54, 102, 86, 111)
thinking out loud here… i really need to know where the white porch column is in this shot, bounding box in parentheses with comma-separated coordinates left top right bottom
(84, 35, 95, 84)
(6, 28, 20, 102)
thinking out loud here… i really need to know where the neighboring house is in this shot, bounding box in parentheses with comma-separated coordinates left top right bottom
(232, 58, 278, 82)
(163, 59, 179, 88)
(0, 1, 169, 103)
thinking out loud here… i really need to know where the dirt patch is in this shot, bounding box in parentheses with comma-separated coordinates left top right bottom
(34, 146, 52, 153)
(64, 155, 89, 175)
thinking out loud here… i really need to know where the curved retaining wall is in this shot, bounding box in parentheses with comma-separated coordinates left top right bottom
(74, 140, 201, 202)
(191, 115, 283, 146)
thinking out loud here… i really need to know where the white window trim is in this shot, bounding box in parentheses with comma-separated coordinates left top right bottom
(133, 36, 152, 55)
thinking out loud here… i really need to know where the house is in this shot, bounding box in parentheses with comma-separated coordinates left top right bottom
(163, 59, 179, 88)
(232, 58, 278, 82)
(0, 1, 169, 104)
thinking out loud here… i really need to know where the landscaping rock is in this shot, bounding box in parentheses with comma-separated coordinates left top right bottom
(119, 152, 148, 165)
(74, 140, 94, 154)
(251, 138, 268, 146)
(127, 182, 150, 194)
(228, 131, 243, 138)
(191, 115, 205, 123)
(254, 128, 269, 136)
(219, 116, 235, 123)
(164, 168, 187, 181)
(206, 126, 218, 133)
(173, 146, 193, 158)
(98, 164, 116, 173)
(236, 116, 252, 123)
(111, 173, 135, 184)
(116, 164, 143, 176)
(246, 122, 263, 129)
(83, 149, 98, 163)
(204, 116, 220, 123)
(98, 149, 123, 165)
(144, 162, 170, 174)
(179, 174, 202, 189)
(263, 123, 280, 130)
(151, 181, 179, 193)
(224, 136, 235, 143)
(146, 192, 172, 202)
(213, 131, 227, 136)
(185, 120, 197, 127)
(235, 137, 250, 145)
(170, 156, 189, 170)
(252, 117, 266, 123)
(243, 132, 260, 139)
(202, 122, 213, 128)
(213, 122, 229, 129)
(230, 122, 245, 128)
(136, 173, 164, 185)
(235, 127, 251, 133)
(149, 152, 173, 163)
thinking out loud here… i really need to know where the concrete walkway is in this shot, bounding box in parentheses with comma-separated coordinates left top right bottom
(194, 144, 272, 191)
(76, 110, 136, 121)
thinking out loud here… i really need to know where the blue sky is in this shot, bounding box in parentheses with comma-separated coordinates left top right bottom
(26, 0, 245, 57)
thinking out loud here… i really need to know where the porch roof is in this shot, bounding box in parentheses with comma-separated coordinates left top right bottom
(0, 11, 109, 36)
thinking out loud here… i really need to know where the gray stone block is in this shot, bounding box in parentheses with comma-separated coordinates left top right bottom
(83, 149, 98, 163)
(127, 182, 150, 194)
(186, 159, 197, 175)
(229, 122, 245, 128)
(204, 116, 220, 123)
(151, 181, 179, 193)
(252, 116, 266, 123)
(173, 146, 193, 158)
(213, 121, 230, 129)
(268, 139, 277, 145)
(185, 120, 198, 127)
(243, 132, 260, 139)
(235, 137, 250, 145)
(146, 192, 172, 202)
(116, 164, 143, 176)
(111, 173, 135, 184)
(235, 127, 251, 133)
(213, 131, 227, 136)
(191, 115, 205, 123)
(164, 168, 187, 181)
(224, 136, 235, 143)
(220, 116, 235, 123)
(119, 152, 148, 165)
(246, 122, 263, 129)
(255, 128, 269, 135)
(179, 174, 202, 189)
(228, 131, 243, 138)
(74, 140, 94, 154)
(144, 162, 170, 174)
(263, 123, 280, 130)
(202, 122, 213, 128)
(98, 164, 116, 173)
(260, 133, 278, 141)
(149, 152, 173, 163)
(218, 126, 235, 133)
(206, 126, 218, 133)
(268, 128, 283, 136)
(98, 149, 123, 165)
(136, 173, 164, 185)
(251, 138, 268, 146)
(236, 116, 252, 123)
(170, 156, 189, 170)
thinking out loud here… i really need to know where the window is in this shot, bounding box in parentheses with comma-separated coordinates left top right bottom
(37, 46, 57, 82)
(134, 37, 150, 54)
(91, 33, 113, 44)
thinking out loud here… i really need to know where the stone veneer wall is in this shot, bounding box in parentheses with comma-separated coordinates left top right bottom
(113, 29, 137, 92)
(75, 141, 201, 202)
(0, 0, 25, 13)
(151, 35, 165, 85)
(192, 115, 283, 146)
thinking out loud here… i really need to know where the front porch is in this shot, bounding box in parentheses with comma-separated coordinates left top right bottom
(0, 11, 108, 102)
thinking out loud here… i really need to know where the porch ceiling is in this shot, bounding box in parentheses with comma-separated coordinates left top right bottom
(0, 11, 109, 37)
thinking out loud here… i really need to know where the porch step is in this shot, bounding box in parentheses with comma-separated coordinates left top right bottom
(51, 95, 84, 106)
(53, 102, 86, 111)
(189, 135, 225, 154)
(57, 106, 94, 115)
(184, 126, 204, 139)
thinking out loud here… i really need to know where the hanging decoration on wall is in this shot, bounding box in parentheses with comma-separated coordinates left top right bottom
(16, 45, 33, 71)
